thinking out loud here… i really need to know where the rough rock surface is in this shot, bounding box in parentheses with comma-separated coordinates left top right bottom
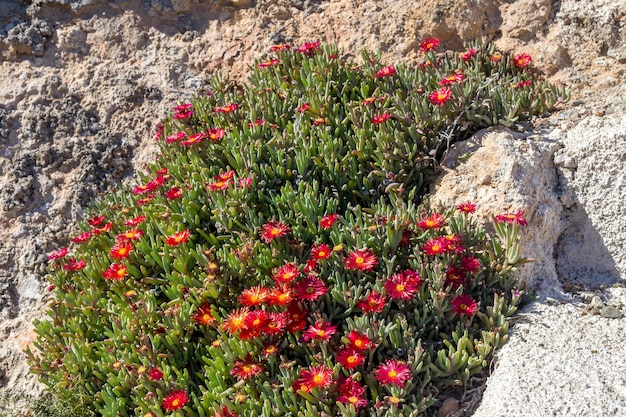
(0, 0, 625, 415)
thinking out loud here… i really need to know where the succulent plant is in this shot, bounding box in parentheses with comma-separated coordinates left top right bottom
(28, 39, 565, 417)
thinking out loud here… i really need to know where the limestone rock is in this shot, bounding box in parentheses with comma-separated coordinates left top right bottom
(432, 128, 563, 293)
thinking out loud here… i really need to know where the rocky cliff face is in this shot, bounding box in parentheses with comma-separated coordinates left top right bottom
(1, 0, 625, 415)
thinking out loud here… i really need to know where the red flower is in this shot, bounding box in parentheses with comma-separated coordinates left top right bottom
(514, 53, 532, 68)
(92, 222, 113, 234)
(490, 52, 502, 63)
(207, 179, 231, 191)
(173, 103, 192, 121)
(148, 367, 163, 381)
(239, 177, 253, 188)
(356, 291, 386, 313)
(87, 215, 105, 226)
(109, 242, 133, 260)
(162, 390, 188, 411)
(295, 41, 321, 56)
(191, 303, 215, 326)
(336, 348, 365, 369)
(310, 243, 332, 261)
(422, 237, 450, 256)
(165, 230, 190, 246)
(428, 87, 453, 106)
(384, 269, 422, 301)
(258, 59, 280, 68)
(132, 182, 156, 195)
(451, 294, 478, 317)
(371, 113, 392, 124)
(181, 132, 206, 146)
(494, 210, 528, 226)
(71, 231, 92, 243)
(267, 286, 294, 306)
(259, 220, 290, 243)
(124, 215, 146, 227)
(337, 377, 368, 410)
(417, 213, 446, 230)
(238, 285, 269, 307)
(164, 131, 187, 144)
(63, 259, 86, 271)
(456, 201, 476, 214)
(363, 97, 376, 105)
(312, 117, 326, 126)
(137, 195, 154, 206)
(319, 213, 338, 229)
(439, 73, 466, 86)
(230, 355, 264, 381)
(264, 312, 288, 336)
(419, 37, 440, 52)
(373, 359, 412, 387)
(444, 265, 466, 289)
(102, 263, 128, 281)
(461, 48, 477, 61)
(302, 320, 337, 342)
(243, 310, 268, 331)
(214, 103, 239, 113)
(206, 128, 226, 142)
(461, 256, 481, 273)
(286, 302, 308, 333)
(48, 247, 69, 260)
(298, 364, 333, 389)
(344, 249, 378, 271)
(117, 229, 144, 241)
(270, 44, 291, 52)
(272, 263, 300, 284)
(347, 330, 373, 350)
(293, 275, 327, 301)
(443, 233, 465, 254)
(297, 103, 310, 113)
(375, 65, 396, 78)
(222, 308, 249, 335)
(262, 343, 280, 356)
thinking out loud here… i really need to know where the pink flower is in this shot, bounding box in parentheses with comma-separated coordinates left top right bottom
(48, 247, 69, 260)
(375, 65, 396, 78)
(419, 37, 440, 52)
(451, 294, 478, 317)
(371, 113, 392, 124)
(494, 210, 528, 226)
(428, 87, 453, 106)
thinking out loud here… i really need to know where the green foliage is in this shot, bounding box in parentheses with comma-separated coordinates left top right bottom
(28, 40, 564, 417)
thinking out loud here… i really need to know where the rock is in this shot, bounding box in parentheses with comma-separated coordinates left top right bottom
(432, 128, 563, 293)
(5, 19, 52, 57)
(600, 305, 622, 319)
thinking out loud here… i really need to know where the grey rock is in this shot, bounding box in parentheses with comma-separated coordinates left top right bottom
(5, 19, 52, 56)
(600, 305, 622, 319)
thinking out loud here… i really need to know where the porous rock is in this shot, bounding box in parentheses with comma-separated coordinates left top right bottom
(432, 127, 563, 294)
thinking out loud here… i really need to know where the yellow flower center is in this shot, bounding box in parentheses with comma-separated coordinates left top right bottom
(396, 284, 405, 292)
(171, 399, 180, 407)
(354, 340, 363, 347)
(270, 228, 280, 236)
(460, 303, 467, 310)
(203, 314, 211, 323)
(347, 356, 357, 363)
(349, 396, 359, 404)
(355, 257, 364, 264)
(313, 374, 324, 384)
(388, 370, 397, 378)
(316, 330, 326, 337)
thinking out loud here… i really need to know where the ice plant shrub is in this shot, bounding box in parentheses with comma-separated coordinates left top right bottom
(30, 40, 563, 417)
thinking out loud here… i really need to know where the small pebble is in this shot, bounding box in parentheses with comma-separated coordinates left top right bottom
(600, 306, 622, 319)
